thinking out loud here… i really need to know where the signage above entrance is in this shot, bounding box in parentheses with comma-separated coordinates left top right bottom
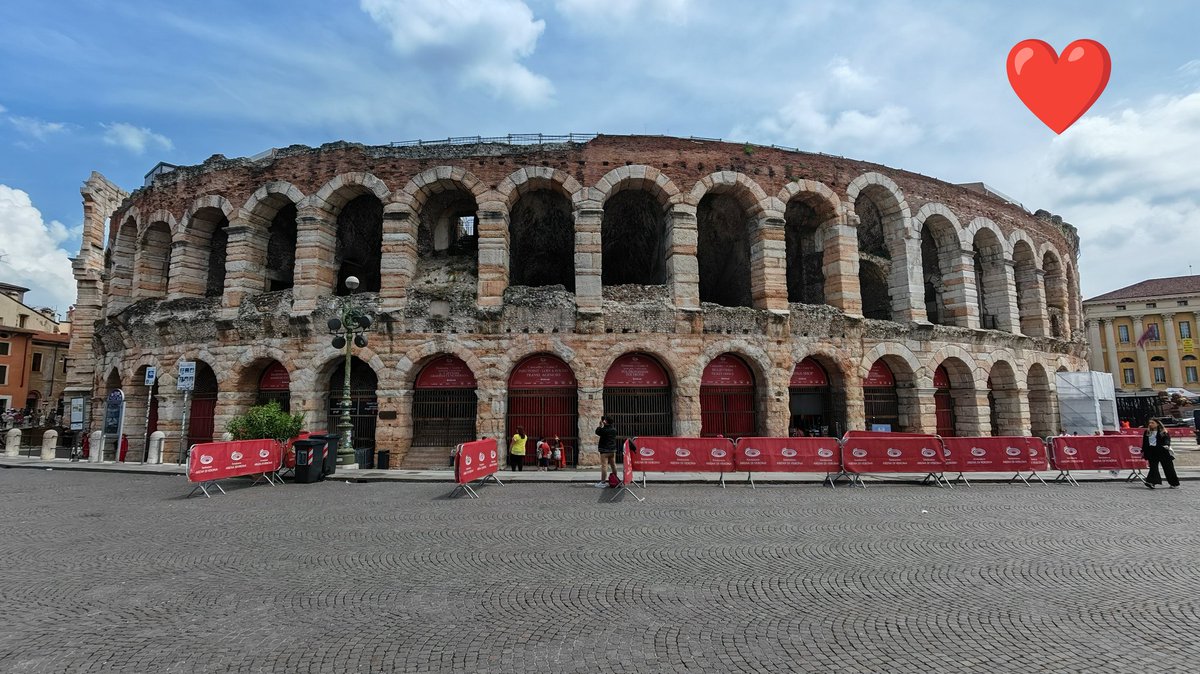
(789, 358, 829, 388)
(702, 354, 754, 387)
(258, 362, 291, 391)
(509, 355, 576, 389)
(864, 360, 895, 387)
(416, 355, 478, 389)
(604, 353, 669, 388)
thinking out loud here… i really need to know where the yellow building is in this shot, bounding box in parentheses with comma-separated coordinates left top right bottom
(1084, 275, 1200, 392)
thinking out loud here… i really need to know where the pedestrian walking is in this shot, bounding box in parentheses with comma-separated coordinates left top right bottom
(119, 434, 129, 462)
(536, 437, 551, 471)
(509, 427, 527, 471)
(595, 416, 618, 487)
(1142, 418, 1180, 489)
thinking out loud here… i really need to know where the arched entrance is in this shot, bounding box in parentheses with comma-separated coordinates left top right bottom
(934, 365, 956, 437)
(187, 362, 218, 449)
(789, 357, 833, 436)
(412, 355, 478, 448)
(507, 355, 578, 465)
(256, 361, 291, 412)
(700, 353, 756, 438)
(326, 357, 378, 454)
(603, 353, 673, 447)
(863, 359, 900, 431)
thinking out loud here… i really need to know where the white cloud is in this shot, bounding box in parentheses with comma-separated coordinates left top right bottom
(555, 0, 689, 24)
(101, 122, 173, 154)
(8, 115, 66, 141)
(360, 0, 552, 105)
(0, 185, 76, 313)
(0, 103, 7, 114)
(1036, 89, 1200, 296)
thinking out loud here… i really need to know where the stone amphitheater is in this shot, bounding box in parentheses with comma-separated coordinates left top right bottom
(64, 134, 1087, 468)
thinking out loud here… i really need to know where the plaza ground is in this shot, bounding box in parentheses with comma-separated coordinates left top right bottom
(0, 467, 1197, 673)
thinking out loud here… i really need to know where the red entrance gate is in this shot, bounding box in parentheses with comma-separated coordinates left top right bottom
(413, 355, 478, 447)
(187, 362, 218, 451)
(256, 361, 290, 412)
(934, 365, 955, 437)
(863, 359, 900, 431)
(700, 353, 756, 438)
(507, 355, 578, 466)
(789, 357, 834, 436)
(603, 353, 673, 455)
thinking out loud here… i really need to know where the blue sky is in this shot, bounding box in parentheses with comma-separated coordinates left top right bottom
(2, 0, 1199, 313)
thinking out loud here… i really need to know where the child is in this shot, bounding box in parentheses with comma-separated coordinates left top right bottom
(536, 437, 551, 471)
(551, 436, 563, 470)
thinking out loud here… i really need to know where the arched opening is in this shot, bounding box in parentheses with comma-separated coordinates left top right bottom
(326, 357, 379, 453)
(1027, 364, 1055, 438)
(187, 361, 219, 448)
(1043, 252, 1068, 338)
(700, 353, 757, 437)
(784, 195, 827, 305)
(1012, 240, 1041, 335)
(107, 218, 138, 311)
(933, 365, 956, 437)
(185, 207, 230, 299)
(135, 221, 172, 299)
(509, 189, 575, 290)
(972, 228, 1006, 330)
(919, 215, 959, 326)
(854, 188, 897, 321)
(602, 190, 667, 286)
(789, 357, 840, 436)
(506, 355, 579, 466)
(412, 355, 478, 451)
(416, 185, 479, 290)
(988, 362, 1021, 436)
(266, 203, 298, 292)
(336, 195, 383, 294)
(863, 359, 900, 431)
(697, 193, 753, 307)
(920, 226, 944, 324)
(603, 353, 673, 447)
(256, 361, 291, 413)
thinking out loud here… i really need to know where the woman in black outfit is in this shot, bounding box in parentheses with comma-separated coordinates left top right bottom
(1142, 418, 1179, 489)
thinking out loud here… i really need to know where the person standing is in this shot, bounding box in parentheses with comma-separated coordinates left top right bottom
(595, 416, 618, 487)
(509, 427, 527, 471)
(536, 437, 551, 471)
(551, 436, 564, 470)
(1142, 418, 1180, 489)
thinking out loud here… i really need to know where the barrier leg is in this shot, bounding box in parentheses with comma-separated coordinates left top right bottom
(1124, 469, 1145, 483)
(478, 473, 504, 487)
(449, 483, 479, 499)
(1009, 471, 1031, 486)
(1053, 470, 1078, 486)
(953, 472, 971, 487)
(746, 472, 755, 489)
(638, 472, 647, 489)
(718, 472, 726, 489)
(187, 481, 226, 498)
(605, 483, 644, 503)
(822, 473, 836, 489)
(1027, 471, 1048, 486)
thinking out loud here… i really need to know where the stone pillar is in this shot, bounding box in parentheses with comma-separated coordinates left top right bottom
(891, 235, 925, 323)
(821, 222, 861, 316)
(952, 390, 991, 436)
(1133, 315, 1152, 388)
(1103, 319, 1121, 379)
(4, 428, 19, 457)
(675, 372, 702, 438)
(574, 206, 603, 314)
(1164, 314, 1184, 387)
(577, 384, 604, 467)
(380, 204, 418, 313)
(842, 369, 865, 432)
(1016, 267, 1049, 336)
(41, 430, 59, 460)
(148, 431, 165, 464)
(221, 218, 270, 309)
(1086, 319, 1105, 372)
(666, 205, 700, 310)
(293, 205, 338, 314)
(476, 201, 510, 309)
(907, 386, 937, 434)
(952, 246, 982, 328)
(750, 214, 789, 312)
(1003, 386, 1030, 437)
(994, 259, 1020, 332)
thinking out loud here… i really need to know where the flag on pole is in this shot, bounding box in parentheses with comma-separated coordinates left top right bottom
(1136, 323, 1159, 349)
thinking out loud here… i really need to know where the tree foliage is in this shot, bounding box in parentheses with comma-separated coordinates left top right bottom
(226, 402, 303, 443)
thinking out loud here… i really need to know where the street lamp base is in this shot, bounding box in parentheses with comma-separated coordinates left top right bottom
(337, 448, 357, 467)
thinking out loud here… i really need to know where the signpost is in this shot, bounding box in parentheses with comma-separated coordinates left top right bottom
(101, 389, 125, 462)
(69, 397, 84, 431)
(143, 367, 157, 463)
(177, 361, 195, 464)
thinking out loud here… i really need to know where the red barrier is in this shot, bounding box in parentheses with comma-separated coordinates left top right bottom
(1027, 438, 1050, 472)
(1097, 434, 1149, 470)
(631, 437, 735, 472)
(455, 438, 500, 484)
(1050, 435, 1147, 472)
(1112, 427, 1193, 440)
(843, 430, 931, 438)
(188, 439, 282, 483)
(941, 437, 1036, 473)
(733, 437, 840, 473)
(840, 435, 945, 474)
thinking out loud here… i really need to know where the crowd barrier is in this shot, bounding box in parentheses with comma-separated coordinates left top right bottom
(732, 437, 841, 487)
(187, 439, 282, 498)
(1048, 435, 1147, 486)
(941, 436, 1048, 486)
(606, 442, 643, 502)
(450, 438, 502, 498)
(629, 437, 736, 486)
(840, 434, 950, 487)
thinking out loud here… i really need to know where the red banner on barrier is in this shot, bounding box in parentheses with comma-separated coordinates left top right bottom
(843, 430, 930, 439)
(733, 437, 840, 473)
(840, 435, 944, 474)
(631, 437, 735, 472)
(455, 438, 499, 484)
(1050, 435, 1146, 471)
(188, 439, 282, 482)
(622, 441, 635, 485)
(1027, 438, 1050, 472)
(941, 437, 1036, 473)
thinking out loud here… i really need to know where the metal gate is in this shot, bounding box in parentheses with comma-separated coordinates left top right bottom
(863, 387, 899, 430)
(935, 390, 956, 436)
(256, 389, 290, 412)
(603, 386, 673, 446)
(412, 388, 476, 447)
(325, 390, 378, 452)
(700, 386, 756, 438)
(506, 389, 578, 466)
(187, 396, 216, 448)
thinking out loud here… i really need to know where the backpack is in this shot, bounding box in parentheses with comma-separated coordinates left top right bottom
(607, 472, 620, 488)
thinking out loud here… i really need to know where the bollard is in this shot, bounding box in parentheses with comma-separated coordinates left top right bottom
(4, 428, 20, 457)
(89, 430, 103, 463)
(41, 430, 59, 460)
(148, 431, 165, 464)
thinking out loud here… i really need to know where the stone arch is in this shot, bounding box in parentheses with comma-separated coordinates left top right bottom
(595, 341, 683, 392)
(968, 218, 1013, 331)
(598, 168, 678, 287)
(847, 172, 911, 321)
(693, 345, 773, 437)
(314, 346, 388, 388)
(860, 343, 922, 381)
(685, 171, 772, 214)
(933, 354, 977, 436)
(307, 172, 391, 214)
(242, 181, 307, 224)
(400, 169, 483, 290)
(689, 340, 774, 391)
(498, 341, 580, 385)
(398, 166, 490, 216)
(789, 343, 853, 436)
(926, 345, 983, 389)
(134, 217, 173, 300)
(690, 172, 771, 308)
(913, 203, 967, 326)
(782, 182, 841, 306)
(397, 340, 491, 391)
(178, 195, 236, 240)
(594, 165, 682, 209)
(1027, 362, 1056, 437)
(1011, 235, 1045, 336)
(1041, 246, 1069, 338)
(496, 166, 583, 211)
(176, 195, 236, 299)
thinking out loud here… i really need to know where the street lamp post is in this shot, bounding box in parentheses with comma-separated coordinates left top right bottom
(327, 276, 372, 466)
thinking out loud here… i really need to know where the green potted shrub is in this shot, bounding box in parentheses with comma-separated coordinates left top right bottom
(226, 402, 304, 444)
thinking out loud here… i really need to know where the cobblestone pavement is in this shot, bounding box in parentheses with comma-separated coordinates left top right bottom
(1, 470, 1197, 673)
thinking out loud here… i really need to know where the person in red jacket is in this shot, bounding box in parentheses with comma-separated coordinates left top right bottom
(119, 434, 129, 462)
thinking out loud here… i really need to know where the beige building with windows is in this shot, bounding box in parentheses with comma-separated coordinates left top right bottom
(1084, 276, 1200, 392)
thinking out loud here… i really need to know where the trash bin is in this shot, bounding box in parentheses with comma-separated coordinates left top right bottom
(354, 447, 373, 469)
(292, 439, 325, 484)
(308, 434, 341, 477)
(376, 450, 390, 470)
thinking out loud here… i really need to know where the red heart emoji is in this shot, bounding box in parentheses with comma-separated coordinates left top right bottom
(1007, 39, 1111, 134)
